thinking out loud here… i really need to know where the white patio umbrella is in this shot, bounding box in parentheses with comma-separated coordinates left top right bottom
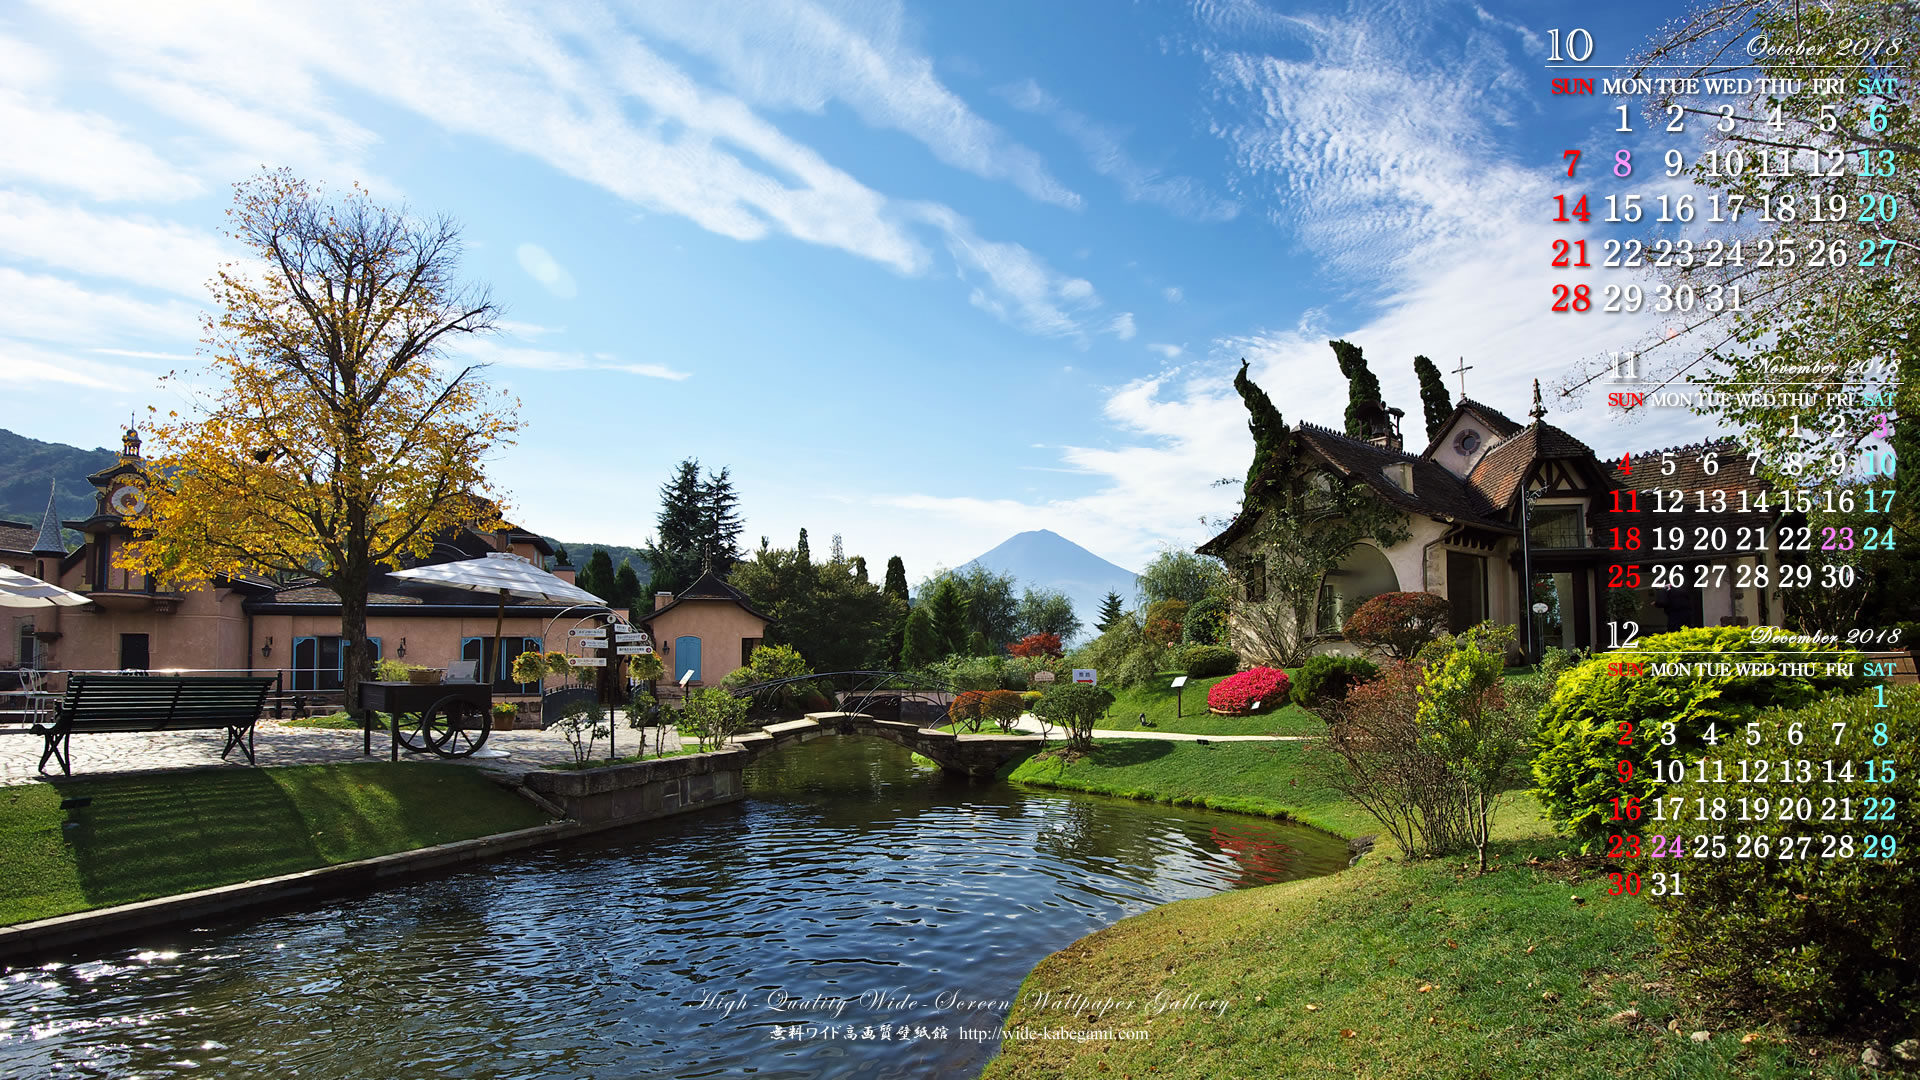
(0, 565, 91, 608)
(386, 551, 606, 680)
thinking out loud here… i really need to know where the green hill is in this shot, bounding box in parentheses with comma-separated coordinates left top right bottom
(0, 429, 118, 541)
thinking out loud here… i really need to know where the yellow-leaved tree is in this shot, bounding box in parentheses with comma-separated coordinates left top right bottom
(122, 168, 521, 713)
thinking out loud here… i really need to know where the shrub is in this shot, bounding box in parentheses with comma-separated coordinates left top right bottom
(374, 658, 412, 682)
(1415, 624, 1534, 871)
(547, 699, 611, 765)
(1067, 614, 1166, 690)
(1289, 653, 1378, 707)
(980, 689, 1027, 733)
(1341, 591, 1451, 659)
(948, 689, 990, 733)
(929, 654, 1006, 692)
(1174, 644, 1238, 678)
(1206, 667, 1290, 715)
(1009, 633, 1063, 658)
(1003, 654, 1066, 689)
(1653, 686, 1918, 1031)
(1019, 690, 1043, 706)
(1033, 681, 1114, 751)
(1143, 599, 1189, 647)
(1312, 660, 1470, 858)
(681, 687, 751, 752)
(1530, 626, 1869, 850)
(1182, 596, 1229, 645)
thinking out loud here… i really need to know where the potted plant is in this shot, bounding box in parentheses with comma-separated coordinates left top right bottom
(492, 701, 519, 731)
(407, 664, 442, 686)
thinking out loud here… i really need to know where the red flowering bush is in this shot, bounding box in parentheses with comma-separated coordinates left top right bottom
(1206, 666, 1290, 715)
(948, 689, 990, 732)
(979, 689, 1027, 732)
(1009, 633, 1063, 658)
(1342, 591, 1451, 660)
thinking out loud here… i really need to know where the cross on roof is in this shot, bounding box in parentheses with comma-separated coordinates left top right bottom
(1451, 357, 1473, 397)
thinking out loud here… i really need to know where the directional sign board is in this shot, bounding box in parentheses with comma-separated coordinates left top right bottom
(614, 633, 648, 643)
(569, 627, 606, 638)
(616, 646, 652, 655)
(569, 656, 608, 667)
(1072, 669, 1097, 685)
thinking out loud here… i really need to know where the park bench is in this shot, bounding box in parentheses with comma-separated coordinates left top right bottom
(33, 675, 275, 776)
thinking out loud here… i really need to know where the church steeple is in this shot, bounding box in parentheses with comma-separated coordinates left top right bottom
(32, 481, 65, 557)
(1528, 379, 1547, 421)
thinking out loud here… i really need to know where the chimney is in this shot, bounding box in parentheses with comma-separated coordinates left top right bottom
(551, 563, 577, 585)
(1382, 462, 1415, 494)
(654, 590, 674, 611)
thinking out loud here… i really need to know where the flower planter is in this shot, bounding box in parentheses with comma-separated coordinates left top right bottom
(408, 669, 442, 686)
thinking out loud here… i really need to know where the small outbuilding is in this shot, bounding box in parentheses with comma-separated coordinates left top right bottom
(629, 571, 773, 690)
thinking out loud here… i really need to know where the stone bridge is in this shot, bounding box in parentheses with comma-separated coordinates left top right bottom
(733, 711, 1041, 777)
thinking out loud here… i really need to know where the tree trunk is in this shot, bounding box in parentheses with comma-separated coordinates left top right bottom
(337, 563, 373, 717)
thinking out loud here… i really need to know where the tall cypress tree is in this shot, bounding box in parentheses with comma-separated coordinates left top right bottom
(582, 548, 615, 603)
(1413, 355, 1453, 442)
(796, 528, 811, 566)
(900, 606, 940, 669)
(1095, 591, 1126, 632)
(613, 559, 642, 610)
(922, 576, 971, 658)
(882, 556, 909, 601)
(851, 555, 868, 585)
(1233, 359, 1289, 510)
(1330, 339, 1384, 438)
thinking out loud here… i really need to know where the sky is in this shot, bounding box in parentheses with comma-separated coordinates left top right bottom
(0, 0, 1726, 585)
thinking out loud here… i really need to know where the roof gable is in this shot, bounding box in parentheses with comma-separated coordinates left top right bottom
(635, 570, 776, 625)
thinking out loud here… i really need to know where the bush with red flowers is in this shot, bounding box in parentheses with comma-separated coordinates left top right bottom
(1341, 591, 1451, 660)
(1206, 666, 1290, 715)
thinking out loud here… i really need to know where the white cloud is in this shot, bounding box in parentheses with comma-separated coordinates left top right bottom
(0, 338, 164, 390)
(0, 35, 58, 87)
(0, 191, 233, 297)
(0, 88, 201, 201)
(1107, 312, 1137, 340)
(456, 335, 691, 381)
(0, 268, 203, 345)
(1147, 343, 1183, 359)
(1000, 79, 1238, 222)
(914, 203, 1103, 339)
(1163, 286, 1183, 303)
(619, 0, 1081, 209)
(515, 243, 579, 299)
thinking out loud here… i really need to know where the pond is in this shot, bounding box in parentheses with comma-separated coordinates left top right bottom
(0, 738, 1349, 1079)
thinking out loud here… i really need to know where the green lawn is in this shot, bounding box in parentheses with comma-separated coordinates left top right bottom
(0, 762, 551, 926)
(1007, 740, 1369, 837)
(1093, 671, 1328, 736)
(284, 710, 384, 730)
(983, 780, 1872, 1080)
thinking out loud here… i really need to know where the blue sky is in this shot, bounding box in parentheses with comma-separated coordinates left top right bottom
(0, 0, 1718, 584)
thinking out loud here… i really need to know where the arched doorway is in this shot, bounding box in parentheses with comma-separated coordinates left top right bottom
(1317, 544, 1399, 634)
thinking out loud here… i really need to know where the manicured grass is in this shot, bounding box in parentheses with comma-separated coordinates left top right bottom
(284, 710, 384, 730)
(982, 806, 1871, 1080)
(0, 762, 551, 926)
(1095, 671, 1328, 737)
(1007, 741, 1371, 837)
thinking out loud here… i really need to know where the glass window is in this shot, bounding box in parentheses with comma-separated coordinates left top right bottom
(1530, 504, 1586, 548)
(1244, 557, 1267, 603)
(17, 621, 35, 669)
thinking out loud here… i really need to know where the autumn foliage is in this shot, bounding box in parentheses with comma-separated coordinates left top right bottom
(1341, 591, 1451, 660)
(1009, 633, 1063, 658)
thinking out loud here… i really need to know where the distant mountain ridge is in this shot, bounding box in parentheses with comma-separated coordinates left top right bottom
(0, 429, 118, 542)
(960, 529, 1138, 641)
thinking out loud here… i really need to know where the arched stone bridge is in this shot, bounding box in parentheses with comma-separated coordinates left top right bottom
(732, 712, 1041, 777)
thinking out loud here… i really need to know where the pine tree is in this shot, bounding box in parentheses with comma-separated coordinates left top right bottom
(900, 605, 940, 668)
(644, 459, 704, 596)
(1330, 339, 1385, 439)
(1095, 591, 1125, 633)
(614, 560, 642, 610)
(1233, 359, 1289, 509)
(796, 528, 810, 565)
(551, 544, 570, 568)
(1414, 355, 1453, 442)
(851, 555, 868, 585)
(882, 556, 909, 601)
(696, 466, 743, 576)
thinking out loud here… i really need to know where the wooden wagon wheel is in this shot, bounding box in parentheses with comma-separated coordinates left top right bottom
(421, 694, 491, 757)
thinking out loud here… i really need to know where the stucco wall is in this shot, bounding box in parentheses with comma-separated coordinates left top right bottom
(644, 600, 769, 687)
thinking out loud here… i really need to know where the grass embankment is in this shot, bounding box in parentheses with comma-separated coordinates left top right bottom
(0, 762, 550, 926)
(1007, 741, 1369, 837)
(546, 747, 705, 770)
(990, 741, 1866, 1078)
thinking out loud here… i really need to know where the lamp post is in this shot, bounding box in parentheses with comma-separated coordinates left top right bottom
(1519, 486, 1543, 665)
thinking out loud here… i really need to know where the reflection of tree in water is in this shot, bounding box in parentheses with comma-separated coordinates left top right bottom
(1208, 825, 1296, 887)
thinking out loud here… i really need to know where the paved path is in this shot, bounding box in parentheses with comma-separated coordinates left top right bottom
(0, 719, 683, 786)
(1009, 717, 1307, 742)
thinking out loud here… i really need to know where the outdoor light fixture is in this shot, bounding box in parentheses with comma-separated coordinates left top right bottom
(396, 637, 407, 658)
(260, 636, 272, 658)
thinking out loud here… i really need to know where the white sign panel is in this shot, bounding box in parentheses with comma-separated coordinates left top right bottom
(615, 646, 652, 655)
(568, 656, 608, 667)
(569, 627, 606, 638)
(1170, 676, 1188, 689)
(614, 633, 648, 643)
(1071, 668, 1097, 685)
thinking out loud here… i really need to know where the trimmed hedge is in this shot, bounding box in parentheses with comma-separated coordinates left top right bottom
(1530, 626, 1869, 850)
(1654, 686, 1917, 1031)
(1182, 597, 1229, 645)
(1175, 643, 1238, 678)
(1289, 653, 1379, 707)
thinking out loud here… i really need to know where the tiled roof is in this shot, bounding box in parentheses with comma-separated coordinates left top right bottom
(1465, 423, 1599, 511)
(0, 520, 35, 554)
(635, 570, 776, 625)
(1458, 398, 1524, 438)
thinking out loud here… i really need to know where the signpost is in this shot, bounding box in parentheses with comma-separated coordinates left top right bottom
(1170, 674, 1188, 718)
(1072, 669, 1097, 685)
(569, 656, 608, 667)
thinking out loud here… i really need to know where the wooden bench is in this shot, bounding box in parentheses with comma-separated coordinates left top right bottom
(33, 675, 275, 776)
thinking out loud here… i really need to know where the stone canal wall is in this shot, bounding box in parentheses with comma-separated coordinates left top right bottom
(522, 749, 748, 824)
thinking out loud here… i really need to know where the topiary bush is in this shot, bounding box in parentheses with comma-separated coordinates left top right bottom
(1341, 591, 1451, 659)
(979, 689, 1027, 733)
(1206, 666, 1290, 715)
(1530, 626, 1869, 851)
(1182, 597, 1229, 645)
(1144, 599, 1190, 647)
(1033, 680, 1114, 751)
(1290, 653, 1379, 707)
(1175, 643, 1238, 678)
(1653, 685, 1917, 1032)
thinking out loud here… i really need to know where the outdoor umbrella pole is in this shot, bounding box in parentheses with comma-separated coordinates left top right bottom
(494, 590, 507, 694)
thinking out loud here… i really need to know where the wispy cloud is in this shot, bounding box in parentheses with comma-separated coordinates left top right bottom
(0, 268, 203, 345)
(1147, 343, 1183, 359)
(1000, 79, 1238, 222)
(457, 335, 692, 381)
(0, 191, 233, 297)
(1107, 312, 1137, 340)
(620, 0, 1081, 209)
(914, 203, 1103, 340)
(0, 339, 166, 390)
(515, 243, 579, 299)
(1163, 286, 1183, 303)
(0, 88, 202, 201)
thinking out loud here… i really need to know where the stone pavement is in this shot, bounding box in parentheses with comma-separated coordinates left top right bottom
(0, 719, 684, 786)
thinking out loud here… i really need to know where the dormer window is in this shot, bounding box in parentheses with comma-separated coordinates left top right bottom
(1454, 429, 1481, 455)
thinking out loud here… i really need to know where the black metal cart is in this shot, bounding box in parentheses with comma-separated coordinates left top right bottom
(360, 680, 493, 759)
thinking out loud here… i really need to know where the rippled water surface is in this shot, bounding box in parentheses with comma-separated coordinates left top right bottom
(0, 739, 1348, 1079)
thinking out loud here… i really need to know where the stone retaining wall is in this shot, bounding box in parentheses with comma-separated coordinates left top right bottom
(521, 749, 747, 824)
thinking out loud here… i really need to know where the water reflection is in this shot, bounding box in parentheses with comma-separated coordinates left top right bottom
(0, 737, 1348, 1079)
